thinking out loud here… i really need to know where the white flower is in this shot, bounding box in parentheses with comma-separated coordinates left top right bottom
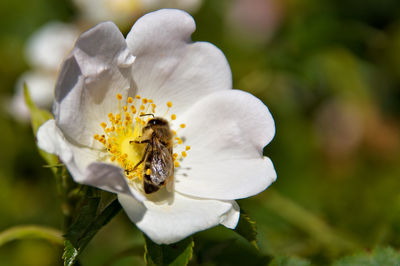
(37, 9, 276, 244)
(11, 22, 79, 120)
(73, 0, 202, 27)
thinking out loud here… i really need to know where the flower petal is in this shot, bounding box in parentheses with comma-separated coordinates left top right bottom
(11, 71, 56, 121)
(54, 21, 136, 147)
(126, 9, 232, 116)
(26, 21, 79, 71)
(174, 89, 276, 200)
(37, 119, 87, 182)
(118, 192, 240, 244)
(37, 120, 146, 199)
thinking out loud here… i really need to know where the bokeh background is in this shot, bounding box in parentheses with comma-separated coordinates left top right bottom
(1, 0, 400, 265)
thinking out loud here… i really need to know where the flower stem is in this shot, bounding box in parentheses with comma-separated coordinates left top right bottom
(0, 225, 64, 247)
(259, 189, 361, 254)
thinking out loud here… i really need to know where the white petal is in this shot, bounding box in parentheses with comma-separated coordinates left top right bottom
(126, 9, 232, 116)
(118, 192, 240, 244)
(53, 22, 136, 147)
(84, 162, 147, 201)
(220, 201, 240, 229)
(174, 90, 276, 200)
(37, 120, 144, 199)
(37, 119, 79, 179)
(11, 71, 56, 121)
(26, 22, 79, 71)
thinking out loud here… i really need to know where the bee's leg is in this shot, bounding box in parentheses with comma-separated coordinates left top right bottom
(132, 143, 150, 170)
(130, 139, 150, 144)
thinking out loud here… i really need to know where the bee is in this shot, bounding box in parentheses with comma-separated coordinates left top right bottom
(131, 116, 174, 194)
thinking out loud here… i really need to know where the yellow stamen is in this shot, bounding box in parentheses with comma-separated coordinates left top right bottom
(94, 93, 189, 188)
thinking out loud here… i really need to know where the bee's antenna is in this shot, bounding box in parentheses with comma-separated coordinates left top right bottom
(140, 113, 155, 118)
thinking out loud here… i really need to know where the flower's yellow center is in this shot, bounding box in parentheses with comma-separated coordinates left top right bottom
(94, 94, 189, 184)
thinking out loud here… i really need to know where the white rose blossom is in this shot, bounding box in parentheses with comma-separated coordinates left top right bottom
(37, 9, 276, 244)
(11, 22, 79, 120)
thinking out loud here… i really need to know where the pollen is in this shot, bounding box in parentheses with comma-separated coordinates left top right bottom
(93, 93, 189, 190)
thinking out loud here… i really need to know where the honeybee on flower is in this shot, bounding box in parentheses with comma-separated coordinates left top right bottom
(37, 9, 276, 244)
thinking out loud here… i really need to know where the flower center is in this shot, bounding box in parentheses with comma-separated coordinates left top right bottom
(94, 94, 190, 185)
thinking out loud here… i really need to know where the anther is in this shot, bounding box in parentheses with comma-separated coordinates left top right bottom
(180, 124, 186, 128)
(135, 95, 141, 99)
(185, 146, 191, 151)
(174, 161, 180, 167)
(127, 97, 133, 103)
(101, 122, 107, 128)
(167, 101, 173, 108)
(181, 151, 187, 157)
(171, 114, 176, 120)
(117, 94, 123, 100)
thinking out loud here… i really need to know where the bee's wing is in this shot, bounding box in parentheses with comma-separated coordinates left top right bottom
(149, 140, 174, 186)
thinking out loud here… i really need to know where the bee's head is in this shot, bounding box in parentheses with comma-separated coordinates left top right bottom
(148, 117, 168, 127)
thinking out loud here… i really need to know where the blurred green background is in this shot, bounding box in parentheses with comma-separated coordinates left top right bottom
(1, 0, 400, 265)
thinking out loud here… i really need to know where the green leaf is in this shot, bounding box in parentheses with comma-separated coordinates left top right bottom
(144, 235, 194, 266)
(63, 240, 79, 266)
(63, 188, 121, 266)
(268, 256, 311, 266)
(23, 83, 53, 135)
(23, 83, 59, 173)
(333, 247, 400, 266)
(234, 210, 258, 249)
